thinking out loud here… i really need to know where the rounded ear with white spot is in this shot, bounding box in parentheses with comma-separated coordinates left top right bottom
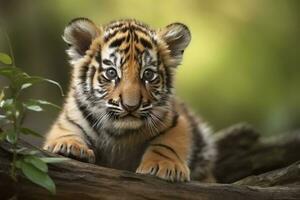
(63, 18, 100, 63)
(158, 23, 191, 67)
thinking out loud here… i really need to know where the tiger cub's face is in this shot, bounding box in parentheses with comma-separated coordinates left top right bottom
(63, 18, 191, 133)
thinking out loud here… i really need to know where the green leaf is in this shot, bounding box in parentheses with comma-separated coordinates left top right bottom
(5, 129, 17, 144)
(27, 150, 39, 155)
(20, 83, 33, 90)
(23, 101, 43, 112)
(27, 99, 61, 110)
(0, 88, 4, 101)
(16, 147, 28, 153)
(21, 127, 43, 138)
(23, 99, 61, 112)
(20, 76, 64, 96)
(0, 67, 64, 98)
(40, 157, 70, 163)
(18, 149, 39, 155)
(0, 99, 15, 119)
(0, 98, 13, 109)
(34, 99, 61, 110)
(21, 161, 56, 194)
(0, 67, 22, 80)
(0, 53, 12, 65)
(43, 79, 64, 96)
(24, 155, 48, 173)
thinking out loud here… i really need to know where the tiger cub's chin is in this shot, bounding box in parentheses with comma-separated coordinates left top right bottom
(43, 18, 217, 183)
(111, 116, 144, 130)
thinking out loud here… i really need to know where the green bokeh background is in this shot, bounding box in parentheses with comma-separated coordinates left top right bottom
(1, 0, 299, 144)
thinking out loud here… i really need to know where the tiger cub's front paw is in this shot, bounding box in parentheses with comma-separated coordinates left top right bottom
(136, 150, 190, 182)
(43, 137, 95, 163)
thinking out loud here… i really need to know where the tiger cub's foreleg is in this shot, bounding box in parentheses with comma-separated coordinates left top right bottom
(43, 119, 95, 163)
(136, 116, 191, 182)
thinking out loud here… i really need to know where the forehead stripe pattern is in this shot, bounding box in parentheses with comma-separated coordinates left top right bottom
(109, 37, 126, 48)
(139, 38, 153, 49)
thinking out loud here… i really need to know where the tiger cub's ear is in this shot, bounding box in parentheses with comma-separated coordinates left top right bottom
(63, 18, 100, 63)
(158, 23, 191, 67)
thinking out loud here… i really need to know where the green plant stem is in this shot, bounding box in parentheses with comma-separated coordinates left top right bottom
(10, 98, 20, 181)
(11, 140, 17, 180)
(2, 27, 19, 180)
(9, 77, 24, 181)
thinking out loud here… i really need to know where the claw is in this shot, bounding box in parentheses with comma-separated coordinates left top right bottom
(136, 152, 190, 182)
(43, 137, 95, 164)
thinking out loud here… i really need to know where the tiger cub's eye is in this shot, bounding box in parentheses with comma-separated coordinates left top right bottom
(143, 69, 156, 81)
(105, 68, 118, 80)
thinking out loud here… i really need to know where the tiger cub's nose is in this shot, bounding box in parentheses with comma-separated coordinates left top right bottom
(122, 103, 140, 112)
(120, 94, 141, 112)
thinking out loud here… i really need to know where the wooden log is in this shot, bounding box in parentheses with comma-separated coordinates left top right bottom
(214, 124, 300, 183)
(235, 161, 300, 187)
(0, 124, 300, 199)
(0, 146, 300, 200)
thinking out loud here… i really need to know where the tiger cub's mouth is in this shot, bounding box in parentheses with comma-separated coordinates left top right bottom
(106, 103, 153, 130)
(119, 112, 140, 119)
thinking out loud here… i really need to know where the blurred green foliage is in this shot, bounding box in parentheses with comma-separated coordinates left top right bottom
(0, 50, 67, 194)
(0, 0, 299, 140)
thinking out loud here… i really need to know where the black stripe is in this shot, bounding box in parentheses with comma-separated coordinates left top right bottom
(97, 76, 105, 84)
(164, 65, 173, 94)
(150, 144, 181, 162)
(102, 59, 113, 66)
(180, 104, 205, 171)
(155, 94, 170, 107)
(74, 97, 99, 134)
(95, 51, 102, 64)
(122, 45, 130, 54)
(89, 66, 96, 94)
(108, 99, 119, 107)
(122, 55, 131, 66)
(152, 149, 173, 161)
(133, 32, 139, 42)
(109, 37, 126, 48)
(152, 78, 160, 85)
(104, 31, 119, 42)
(132, 25, 149, 36)
(147, 112, 178, 141)
(79, 65, 89, 84)
(126, 35, 130, 42)
(57, 122, 71, 132)
(169, 113, 179, 131)
(140, 38, 153, 49)
(119, 26, 129, 33)
(108, 23, 125, 30)
(65, 113, 95, 148)
(135, 45, 143, 54)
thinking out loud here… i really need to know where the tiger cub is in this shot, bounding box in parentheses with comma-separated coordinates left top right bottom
(43, 18, 216, 182)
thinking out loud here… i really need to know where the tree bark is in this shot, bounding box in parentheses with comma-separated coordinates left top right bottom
(235, 161, 300, 187)
(0, 123, 300, 200)
(214, 124, 300, 183)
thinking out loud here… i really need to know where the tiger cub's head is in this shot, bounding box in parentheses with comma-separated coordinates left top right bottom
(63, 18, 191, 134)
